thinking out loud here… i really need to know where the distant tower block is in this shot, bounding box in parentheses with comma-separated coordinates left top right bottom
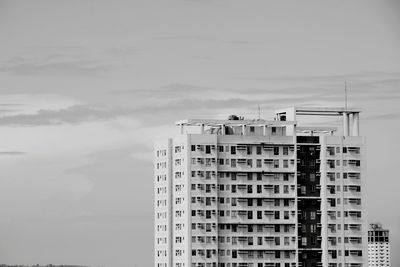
(368, 223, 391, 267)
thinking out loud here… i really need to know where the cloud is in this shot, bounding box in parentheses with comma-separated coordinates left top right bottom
(0, 56, 115, 76)
(0, 151, 25, 155)
(0, 104, 133, 126)
(154, 35, 264, 46)
(0, 46, 137, 77)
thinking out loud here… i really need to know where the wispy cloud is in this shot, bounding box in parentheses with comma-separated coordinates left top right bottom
(0, 105, 132, 126)
(0, 151, 25, 155)
(0, 46, 138, 76)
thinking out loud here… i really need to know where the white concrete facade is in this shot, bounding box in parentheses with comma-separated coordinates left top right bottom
(154, 107, 367, 267)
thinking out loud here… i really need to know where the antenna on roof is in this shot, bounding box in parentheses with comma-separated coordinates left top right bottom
(344, 80, 348, 109)
(257, 104, 261, 120)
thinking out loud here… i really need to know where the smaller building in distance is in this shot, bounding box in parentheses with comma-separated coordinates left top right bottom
(368, 223, 390, 267)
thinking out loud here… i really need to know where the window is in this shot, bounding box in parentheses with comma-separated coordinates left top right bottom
(275, 224, 280, 232)
(257, 185, 262, 193)
(284, 225, 290, 233)
(274, 185, 279, 194)
(310, 211, 316, 220)
(284, 185, 289, 194)
(257, 211, 262, 219)
(247, 185, 253, 193)
(191, 145, 195, 151)
(301, 186, 306, 195)
(275, 250, 280, 259)
(247, 146, 252, 155)
(275, 237, 280, 245)
(272, 127, 277, 135)
(256, 159, 262, 168)
(256, 146, 262, 155)
(274, 147, 279, 155)
(274, 199, 280, 206)
(302, 237, 307, 246)
(284, 199, 289, 207)
(311, 236, 316, 245)
(231, 159, 236, 167)
(283, 159, 288, 168)
(218, 146, 224, 152)
(205, 145, 211, 154)
(231, 146, 236, 155)
(283, 147, 288, 155)
(274, 159, 279, 168)
(206, 210, 211, 219)
(247, 159, 252, 167)
(274, 211, 280, 219)
(284, 211, 289, 219)
(309, 173, 315, 182)
(283, 173, 289, 181)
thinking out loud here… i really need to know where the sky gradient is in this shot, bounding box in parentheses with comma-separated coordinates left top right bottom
(0, 1, 400, 266)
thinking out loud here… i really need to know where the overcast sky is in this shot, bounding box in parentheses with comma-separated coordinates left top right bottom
(0, 0, 399, 266)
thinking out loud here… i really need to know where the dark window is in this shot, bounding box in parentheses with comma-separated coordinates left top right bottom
(205, 145, 211, 154)
(257, 185, 262, 193)
(247, 146, 252, 155)
(247, 185, 253, 193)
(274, 147, 279, 155)
(231, 146, 236, 155)
(275, 250, 280, 259)
(191, 145, 195, 151)
(256, 146, 262, 155)
(247, 211, 253, 219)
(257, 211, 262, 219)
(284, 199, 289, 207)
(232, 250, 237, 258)
(274, 211, 280, 219)
(283, 173, 289, 181)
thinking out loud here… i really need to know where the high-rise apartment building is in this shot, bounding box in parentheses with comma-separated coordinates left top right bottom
(368, 223, 390, 267)
(154, 107, 367, 267)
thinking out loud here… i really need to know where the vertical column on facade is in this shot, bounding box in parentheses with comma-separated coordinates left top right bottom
(263, 125, 267, 136)
(352, 113, 359, 136)
(242, 124, 246, 135)
(349, 113, 354, 136)
(221, 124, 225, 135)
(343, 113, 349, 136)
